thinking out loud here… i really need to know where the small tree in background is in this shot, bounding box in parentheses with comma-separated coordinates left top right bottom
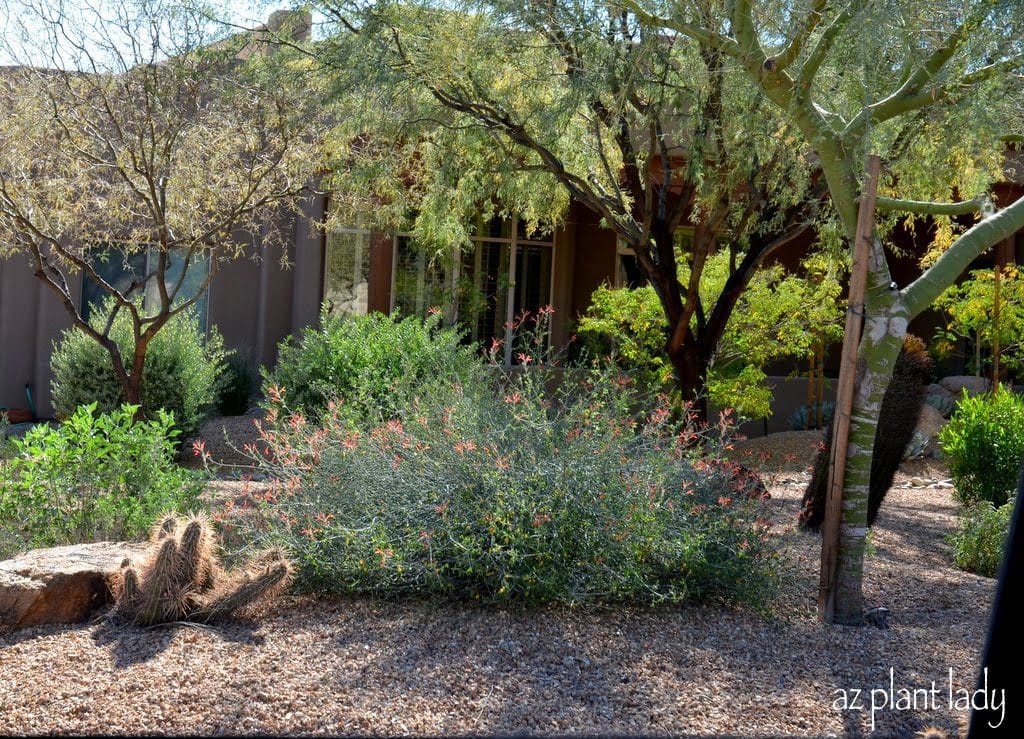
(578, 250, 845, 421)
(933, 266, 1024, 383)
(0, 0, 322, 413)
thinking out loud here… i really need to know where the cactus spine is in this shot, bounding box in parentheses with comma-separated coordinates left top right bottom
(115, 512, 290, 625)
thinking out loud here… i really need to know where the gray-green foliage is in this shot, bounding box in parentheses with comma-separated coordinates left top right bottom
(245, 332, 777, 606)
(50, 300, 229, 435)
(263, 307, 484, 422)
(0, 404, 205, 559)
(949, 499, 1014, 578)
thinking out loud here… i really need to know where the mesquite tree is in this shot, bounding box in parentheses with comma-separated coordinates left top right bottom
(295, 1, 828, 422)
(0, 1, 320, 411)
(617, 0, 1024, 623)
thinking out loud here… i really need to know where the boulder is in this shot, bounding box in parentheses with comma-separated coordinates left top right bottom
(915, 403, 948, 458)
(0, 541, 149, 630)
(927, 383, 954, 400)
(939, 375, 991, 398)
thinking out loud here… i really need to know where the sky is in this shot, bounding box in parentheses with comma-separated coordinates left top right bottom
(0, 0, 316, 69)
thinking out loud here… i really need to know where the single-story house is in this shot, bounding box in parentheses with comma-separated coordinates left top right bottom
(2, 11, 1023, 429)
(4, 177, 1023, 429)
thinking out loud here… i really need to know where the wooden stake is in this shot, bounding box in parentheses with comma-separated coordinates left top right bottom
(818, 154, 881, 623)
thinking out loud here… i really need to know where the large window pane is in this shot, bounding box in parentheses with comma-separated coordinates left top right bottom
(82, 246, 209, 330)
(81, 248, 147, 322)
(474, 214, 513, 240)
(392, 236, 454, 318)
(144, 249, 210, 327)
(324, 229, 370, 316)
(511, 244, 552, 359)
(459, 240, 510, 347)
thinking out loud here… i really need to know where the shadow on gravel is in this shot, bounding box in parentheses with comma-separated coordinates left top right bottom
(91, 614, 264, 668)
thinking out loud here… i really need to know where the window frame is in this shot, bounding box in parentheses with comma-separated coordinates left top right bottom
(389, 215, 556, 365)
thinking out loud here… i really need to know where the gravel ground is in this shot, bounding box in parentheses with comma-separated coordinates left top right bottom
(0, 448, 993, 737)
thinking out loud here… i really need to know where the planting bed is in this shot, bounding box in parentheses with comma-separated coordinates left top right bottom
(0, 447, 991, 737)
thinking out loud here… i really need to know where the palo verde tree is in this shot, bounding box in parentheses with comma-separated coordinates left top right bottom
(296, 0, 829, 422)
(616, 0, 1024, 623)
(0, 0, 321, 411)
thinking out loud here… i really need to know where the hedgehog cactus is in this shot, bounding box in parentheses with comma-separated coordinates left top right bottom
(115, 512, 290, 625)
(800, 335, 933, 530)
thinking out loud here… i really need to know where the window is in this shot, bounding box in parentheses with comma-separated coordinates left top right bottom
(615, 242, 645, 288)
(323, 228, 371, 317)
(390, 214, 555, 365)
(459, 215, 554, 363)
(392, 235, 455, 320)
(81, 246, 210, 329)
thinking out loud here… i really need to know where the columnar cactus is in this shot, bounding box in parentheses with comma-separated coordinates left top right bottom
(799, 335, 933, 529)
(115, 512, 290, 625)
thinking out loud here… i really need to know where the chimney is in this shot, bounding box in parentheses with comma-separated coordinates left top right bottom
(267, 9, 312, 43)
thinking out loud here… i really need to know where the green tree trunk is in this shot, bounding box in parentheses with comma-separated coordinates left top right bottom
(832, 238, 908, 623)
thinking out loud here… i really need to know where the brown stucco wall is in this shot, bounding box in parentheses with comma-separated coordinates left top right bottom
(0, 253, 77, 418)
(567, 202, 618, 320)
(208, 192, 327, 370)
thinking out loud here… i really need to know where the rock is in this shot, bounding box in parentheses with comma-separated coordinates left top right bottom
(939, 375, 991, 398)
(0, 541, 149, 630)
(910, 477, 929, 487)
(915, 403, 948, 457)
(927, 383, 954, 400)
(864, 607, 891, 629)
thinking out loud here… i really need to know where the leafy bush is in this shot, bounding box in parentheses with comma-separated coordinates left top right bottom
(264, 307, 483, 422)
(0, 404, 206, 558)
(233, 356, 777, 607)
(575, 285, 671, 392)
(940, 387, 1024, 507)
(933, 266, 1024, 381)
(50, 301, 228, 435)
(575, 252, 845, 421)
(949, 500, 1014, 578)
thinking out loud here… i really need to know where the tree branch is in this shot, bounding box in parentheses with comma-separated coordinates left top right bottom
(903, 194, 1024, 317)
(875, 195, 987, 216)
(772, 0, 827, 72)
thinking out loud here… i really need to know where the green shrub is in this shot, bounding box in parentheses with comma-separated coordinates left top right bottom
(575, 285, 671, 393)
(237, 356, 777, 607)
(940, 387, 1024, 507)
(264, 307, 483, 422)
(50, 300, 228, 435)
(0, 404, 206, 558)
(949, 500, 1014, 577)
(575, 253, 845, 421)
(218, 354, 258, 416)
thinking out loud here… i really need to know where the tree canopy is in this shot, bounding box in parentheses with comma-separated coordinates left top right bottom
(301, 0, 834, 420)
(0, 0, 323, 407)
